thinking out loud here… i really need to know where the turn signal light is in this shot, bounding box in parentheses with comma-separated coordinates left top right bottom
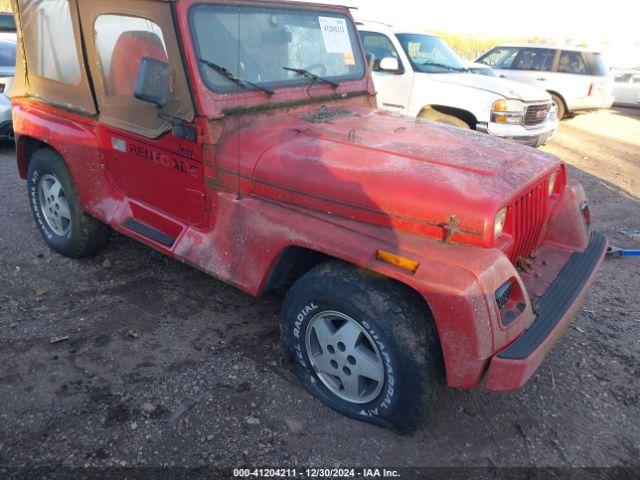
(376, 250, 420, 273)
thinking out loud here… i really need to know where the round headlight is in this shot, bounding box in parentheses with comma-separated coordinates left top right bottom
(494, 207, 508, 240)
(548, 172, 559, 196)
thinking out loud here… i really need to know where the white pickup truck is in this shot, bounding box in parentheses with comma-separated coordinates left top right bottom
(357, 21, 558, 148)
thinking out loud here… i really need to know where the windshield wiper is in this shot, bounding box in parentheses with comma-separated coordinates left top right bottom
(283, 67, 339, 89)
(417, 61, 469, 73)
(199, 58, 274, 95)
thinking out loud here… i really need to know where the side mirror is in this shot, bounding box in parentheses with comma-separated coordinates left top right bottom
(379, 57, 401, 73)
(134, 57, 171, 108)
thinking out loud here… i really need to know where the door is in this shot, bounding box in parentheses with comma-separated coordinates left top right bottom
(359, 31, 413, 113)
(551, 50, 597, 109)
(79, 2, 205, 229)
(506, 47, 558, 89)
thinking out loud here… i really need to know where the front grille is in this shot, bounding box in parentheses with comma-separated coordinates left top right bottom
(524, 103, 551, 127)
(508, 180, 549, 263)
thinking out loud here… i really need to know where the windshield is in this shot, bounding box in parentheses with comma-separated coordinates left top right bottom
(190, 5, 365, 93)
(395, 33, 466, 73)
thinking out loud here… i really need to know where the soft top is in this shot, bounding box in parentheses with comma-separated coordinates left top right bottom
(10, 0, 195, 137)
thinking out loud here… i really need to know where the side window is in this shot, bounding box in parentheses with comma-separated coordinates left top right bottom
(614, 73, 631, 83)
(513, 48, 555, 72)
(631, 74, 640, 84)
(94, 15, 168, 97)
(19, 0, 82, 85)
(558, 51, 588, 75)
(359, 31, 400, 71)
(478, 47, 519, 69)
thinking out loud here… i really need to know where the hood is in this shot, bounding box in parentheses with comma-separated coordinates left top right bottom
(228, 107, 562, 246)
(430, 72, 551, 102)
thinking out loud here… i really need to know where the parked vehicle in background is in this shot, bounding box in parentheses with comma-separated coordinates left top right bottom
(467, 62, 498, 78)
(0, 37, 15, 141)
(0, 12, 15, 32)
(613, 71, 640, 107)
(477, 45, 614, 120)
(357, 21, 558, 148)
(11, 0, 606, 432)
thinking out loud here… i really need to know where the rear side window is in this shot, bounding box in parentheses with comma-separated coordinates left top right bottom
(477, 47, 519, 69)
(94, 15, 168, 97)
(615, 73, 631, 83)
(513, 48, 555, 72)
(359, 31, 400, 71)
(632, 73, 640, 84)
(558, 51, 588, 75)
(19, 0, 82, 85)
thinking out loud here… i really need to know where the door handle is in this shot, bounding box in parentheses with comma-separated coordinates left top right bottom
(537, 77, 547, 81)
(499, 75, 506, 79)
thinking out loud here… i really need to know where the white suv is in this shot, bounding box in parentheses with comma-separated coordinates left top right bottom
(357, 22, 558, 148)
(476, 45, 614, 119)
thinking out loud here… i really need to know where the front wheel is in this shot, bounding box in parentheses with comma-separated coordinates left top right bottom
(281, 261, 444, 432)
(550, 93, 566, 120)
(27, 148, 111, 258)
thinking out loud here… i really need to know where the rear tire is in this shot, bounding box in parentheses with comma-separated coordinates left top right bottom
(27, 148, 110, 258)
(281, 261, 444, 432)
(550, 93, 566, 120)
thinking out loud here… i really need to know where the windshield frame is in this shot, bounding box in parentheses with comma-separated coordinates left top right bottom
(188, 3, 367, 95)
(395, 33, 466, 74)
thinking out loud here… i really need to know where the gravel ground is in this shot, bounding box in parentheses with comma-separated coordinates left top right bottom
(0, 108, 638, 472)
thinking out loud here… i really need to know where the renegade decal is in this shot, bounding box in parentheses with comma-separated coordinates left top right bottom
(128, 144, 199, 179)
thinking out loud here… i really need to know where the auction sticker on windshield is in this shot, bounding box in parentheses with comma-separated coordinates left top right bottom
(318, 16, 353, 56)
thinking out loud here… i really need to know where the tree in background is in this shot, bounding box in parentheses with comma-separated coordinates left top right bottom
(0, 0, 11, 12)
(434, 31, 553, 60)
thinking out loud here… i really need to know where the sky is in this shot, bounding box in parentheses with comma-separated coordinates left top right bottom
(304, 0, 640, 66)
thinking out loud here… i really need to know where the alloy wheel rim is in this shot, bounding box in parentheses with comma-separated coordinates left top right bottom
(38, 174, 71, 236)
(305, 311, 385, 404)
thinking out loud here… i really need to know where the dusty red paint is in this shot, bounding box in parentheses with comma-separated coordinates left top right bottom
(12, 0, 605, 391)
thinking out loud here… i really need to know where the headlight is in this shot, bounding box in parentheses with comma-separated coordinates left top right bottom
(494, 207, 508, 240)
(548, 171, 558, 196)
(491, 99, 525, 125)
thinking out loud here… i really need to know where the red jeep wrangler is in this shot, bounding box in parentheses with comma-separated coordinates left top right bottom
(11, 0, 606, 431)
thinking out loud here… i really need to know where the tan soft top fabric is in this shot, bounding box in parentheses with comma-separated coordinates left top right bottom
(11, 0, 97, 115)
(11, 0, 195, 138)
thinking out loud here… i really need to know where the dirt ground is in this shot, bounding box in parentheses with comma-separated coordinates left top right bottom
(0, 107, 638, 472)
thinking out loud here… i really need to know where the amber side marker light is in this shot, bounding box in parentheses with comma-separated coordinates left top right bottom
(376, 250, 420, 273)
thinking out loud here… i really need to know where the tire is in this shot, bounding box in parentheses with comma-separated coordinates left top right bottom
(419, 107, 471, 129)
(550, 93, 566, 120)
(281, 261, 444, 432)
(27, 148, 110, 258)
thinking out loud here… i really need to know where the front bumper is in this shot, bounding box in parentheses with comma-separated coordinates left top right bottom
(485, 232, 607, 391)
(478, 118, 558, 148)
